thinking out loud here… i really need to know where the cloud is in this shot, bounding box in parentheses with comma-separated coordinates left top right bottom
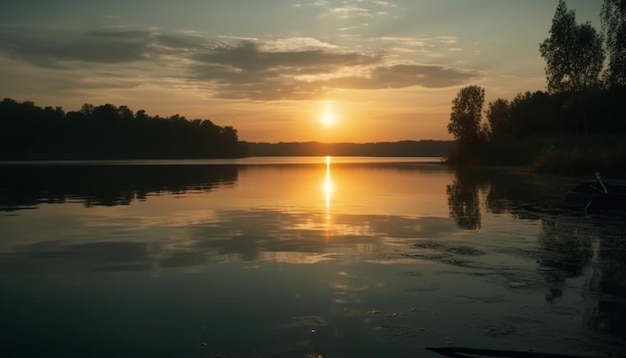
(0, 25, 482, 101)
(371, 0, 397, 7)
(301, 0, 396, 19)
(261, 37, 339, 52)
(326, 64, 478, 89)
(188, 40, 384, 99)
(371, 36, 460, 50)
(202, 77, 327, 101)
(0, 27, 152, 68)
(87, 29, 152, 39)
(330, 5, 373, 18)
(189, 41, 479, 99)
(438, 36, 458, 45)
(300, 0, 330, 7)
(194, 40, 381, 72)
(153, 33, 207, 50)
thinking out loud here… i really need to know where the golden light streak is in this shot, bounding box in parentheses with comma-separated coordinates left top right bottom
(322, 155, 334, 240)
(323, 156, 333, 211)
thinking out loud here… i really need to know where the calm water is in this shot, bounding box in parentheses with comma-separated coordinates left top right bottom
(1, 157, 625, 358)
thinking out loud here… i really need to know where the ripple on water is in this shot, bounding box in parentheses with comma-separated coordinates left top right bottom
(292, 316, 327, 327)
(375, 325, 425, 339)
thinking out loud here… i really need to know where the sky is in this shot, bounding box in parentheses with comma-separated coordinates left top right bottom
(0, 0, 604, 143)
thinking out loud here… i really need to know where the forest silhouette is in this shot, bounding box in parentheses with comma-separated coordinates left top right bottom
(0, 98, 454, 160)
(0, 99, 248, 160)
(445, 0, 626, 175)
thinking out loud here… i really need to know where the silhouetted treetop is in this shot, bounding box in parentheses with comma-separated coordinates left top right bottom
(539, 0, 604, 93)
(601, 0, 626, 88)
(0, 98, 248, 160)
(447, 85, 485, 144)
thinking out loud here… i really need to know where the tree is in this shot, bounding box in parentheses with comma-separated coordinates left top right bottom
(0, 98, 249, 160)
(486, 98, 510, 140)
(601, 0, 626, 87)
(539, 0, 604, 93)
(80, 103, 94, 116)
(447, 85, 485, 143)
(117, 105, 134, 120)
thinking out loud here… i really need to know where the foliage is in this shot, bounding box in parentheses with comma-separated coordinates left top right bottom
(0, 98, 248, 160)
(508, 91, 566, 138)
(533, 135, 626, 175)
(447, 85, 485, 143)
(601, 0, 626, 87)
(444, 2, 625, 174)
(485, 98, 510, 140)
(539, 0, 604, 93)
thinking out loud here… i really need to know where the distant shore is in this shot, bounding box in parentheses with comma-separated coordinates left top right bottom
(0, 140, 454, 161)
(244, 140, 454, 157)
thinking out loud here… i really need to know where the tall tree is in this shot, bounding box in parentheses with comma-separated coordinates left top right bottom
(601, 0, 626, 87)
(447, 85, 485, 143)
(539, 0, 604, 93)
(486, 98, 510, 140)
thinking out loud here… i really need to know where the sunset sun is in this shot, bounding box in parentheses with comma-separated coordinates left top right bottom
(320, 105, 337, 127)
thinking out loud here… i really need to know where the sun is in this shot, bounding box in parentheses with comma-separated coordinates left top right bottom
(321, 108, 336, 127)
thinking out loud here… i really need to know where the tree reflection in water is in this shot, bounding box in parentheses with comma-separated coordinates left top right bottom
(586, 225, 626, 337)
(446, 168, 487, 230)
(0, 164, 239, 210)
(536, 216, 593, 302)
(446, 167, 626, 341)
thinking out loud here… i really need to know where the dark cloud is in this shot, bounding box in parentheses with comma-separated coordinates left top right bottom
(327, 64, 478, 89)
(153, 33, 207, 49)
(187, 40, 383, 99)
(87, 29, 152, 39)
(189, 41, 478, 99)
(189, 65, 329, 100)
(49, 40, 149, 64)
(0, 28, 151, 67)
(194, 40, 381, 72)
(0, 25, 482, 100)
(211, 79, 327, 101)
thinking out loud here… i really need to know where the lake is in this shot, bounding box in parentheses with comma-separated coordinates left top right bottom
(1, 157, 625, 358)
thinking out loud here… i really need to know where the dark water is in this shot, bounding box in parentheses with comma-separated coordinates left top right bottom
(1, 157, 624, 358)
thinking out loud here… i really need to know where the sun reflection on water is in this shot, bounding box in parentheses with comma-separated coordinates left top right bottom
(323, 156, 334, 212)
(323, 156, 334, 240)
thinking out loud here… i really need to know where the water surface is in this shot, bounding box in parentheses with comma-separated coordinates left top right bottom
(1, 157, 624, 357)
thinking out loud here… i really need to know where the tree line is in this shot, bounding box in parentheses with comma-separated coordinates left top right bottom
(245, 140, 454, 157)
(446, 0, 626, 174)
(0, 164, 239, 210)
(0, 99, 248, 160)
